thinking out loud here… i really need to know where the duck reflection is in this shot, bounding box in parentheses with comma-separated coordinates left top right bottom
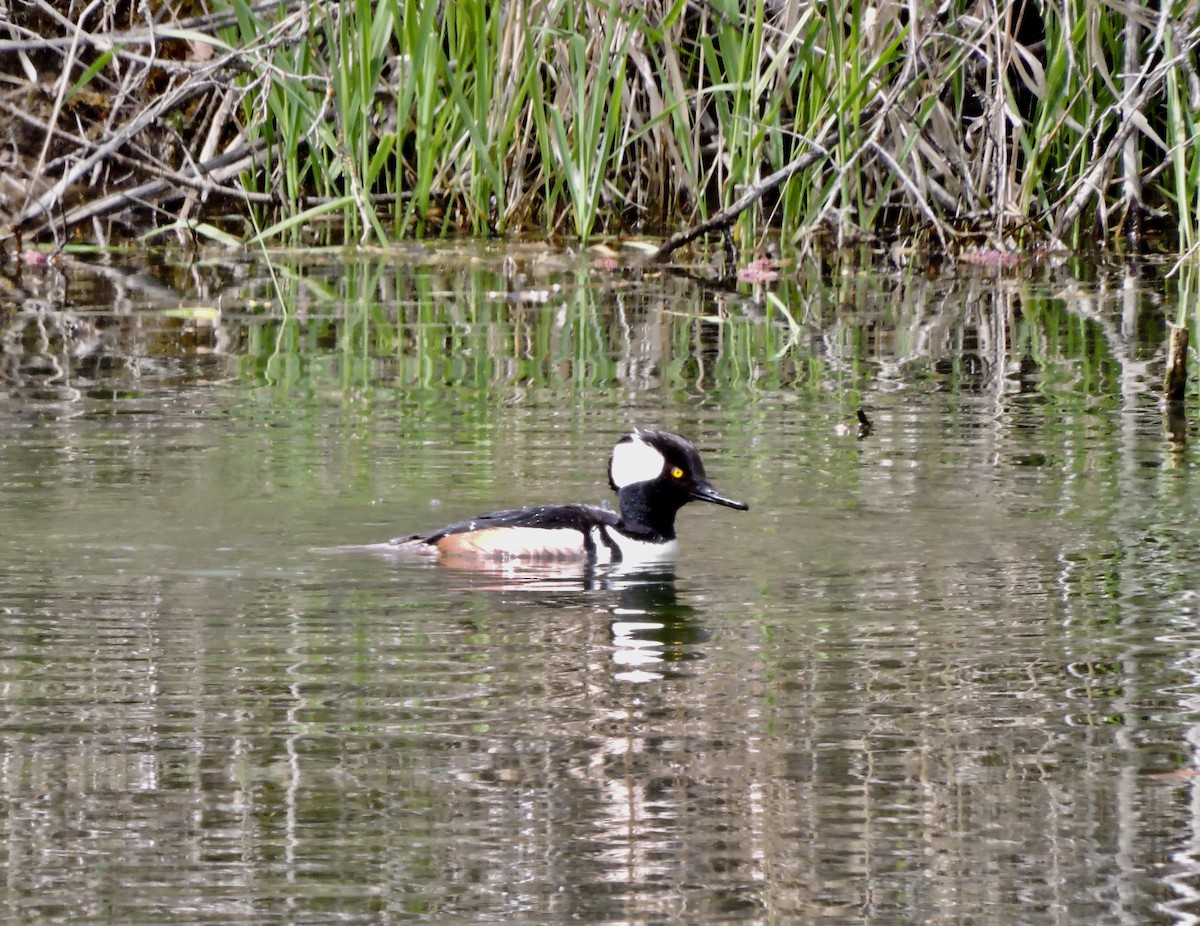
(606, 566, 707, 683)
(433, 559, 708, 681)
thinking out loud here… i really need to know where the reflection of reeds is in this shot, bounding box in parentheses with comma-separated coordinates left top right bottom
(218, 255, 1148, 407)
(0, 253, 1172, 408)
(1, 2, 1198, 250)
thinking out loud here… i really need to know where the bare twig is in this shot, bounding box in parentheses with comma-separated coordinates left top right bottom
(25, 0, 108, 240)
(652, 137, 832, 263)
(1122, 8, 1143, 245)
(35, 141, 267, 234)
(177, 87, 242, 233)
(868, 140, 949, 249)
(0, 0, 299, 54)
(11, 76, 217, 229)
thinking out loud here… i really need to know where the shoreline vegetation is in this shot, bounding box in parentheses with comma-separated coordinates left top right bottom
(0, 0, 1198, 257)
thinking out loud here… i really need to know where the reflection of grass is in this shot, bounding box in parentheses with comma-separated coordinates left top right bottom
(223, 255, 1158, 410)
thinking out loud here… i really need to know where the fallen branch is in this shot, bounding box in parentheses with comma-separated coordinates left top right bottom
(11, 76, 220, 229)
(652, 79, 905, 262)
(30, 141, 267, 235)
(2, 0, 313, 242)
(651, 144, 829, 263)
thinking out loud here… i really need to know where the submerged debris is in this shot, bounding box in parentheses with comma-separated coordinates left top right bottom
(856, 408, 873, 439)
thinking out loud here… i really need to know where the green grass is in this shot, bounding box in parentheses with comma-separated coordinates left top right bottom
(10, 0, 1200, 253)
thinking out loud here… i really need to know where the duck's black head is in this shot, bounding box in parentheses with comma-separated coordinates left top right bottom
(607, 429, 748, 540)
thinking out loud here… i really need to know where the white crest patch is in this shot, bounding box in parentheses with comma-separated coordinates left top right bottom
(610, 436, 666, 489)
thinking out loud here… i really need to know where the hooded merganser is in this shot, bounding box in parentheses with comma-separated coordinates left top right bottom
(344, 429, 748, 564)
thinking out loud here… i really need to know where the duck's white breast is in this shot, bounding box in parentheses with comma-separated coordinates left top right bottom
(605, 528, 679, 564)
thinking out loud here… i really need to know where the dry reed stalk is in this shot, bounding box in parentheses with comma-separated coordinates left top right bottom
(1164, 325, 1189, 402)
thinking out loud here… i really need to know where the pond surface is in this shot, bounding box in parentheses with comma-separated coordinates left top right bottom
(3, 245, 1200, 923)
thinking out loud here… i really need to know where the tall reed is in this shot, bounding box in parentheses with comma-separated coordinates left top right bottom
(16, 0, 1194, 251)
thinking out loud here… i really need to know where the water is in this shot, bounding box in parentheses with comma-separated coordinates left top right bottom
(3, 247, 1200, 923)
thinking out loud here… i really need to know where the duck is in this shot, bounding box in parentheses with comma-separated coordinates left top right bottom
(342, 429, 747, 564)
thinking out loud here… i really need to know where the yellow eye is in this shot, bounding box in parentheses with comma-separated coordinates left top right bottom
(670, 467, 684, 479)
